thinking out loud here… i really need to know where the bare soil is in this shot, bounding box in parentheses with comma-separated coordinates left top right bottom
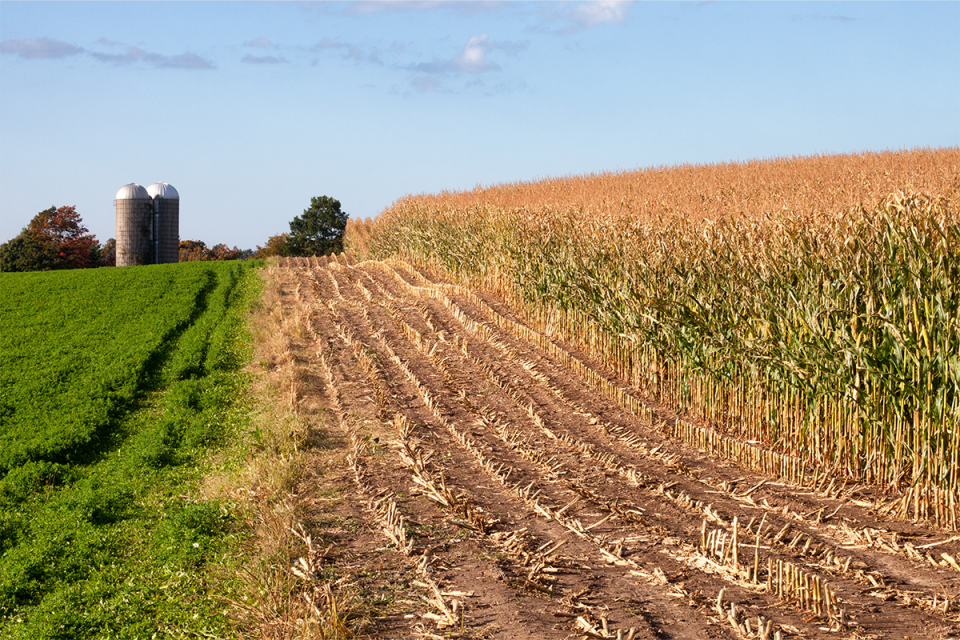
(273, 256, 960, 640)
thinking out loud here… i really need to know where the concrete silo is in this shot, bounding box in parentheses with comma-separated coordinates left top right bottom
(147, 182, 180, 264)
(115, 183, 154, 266)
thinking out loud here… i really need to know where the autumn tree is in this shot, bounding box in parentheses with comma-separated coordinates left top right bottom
(254, 233, 290, 258)
(286, 196, 348, 257)
(0, 206, 100, 272)
(208, 243, 243, 261)
(179, 240, 244, 262)
(179, 240, 209, 262)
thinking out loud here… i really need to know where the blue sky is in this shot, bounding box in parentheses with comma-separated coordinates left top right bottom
(1, 1, 958, 250)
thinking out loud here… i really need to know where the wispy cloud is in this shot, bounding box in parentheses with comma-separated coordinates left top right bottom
(410, 75, 448, 93)
(348, 0, 448, 13)
(344, 1, 502, 16)
(410, 33, 525, 74)
(314, 37, 383, 65)
(2, 36, 215, 69)
(91, 46, 214, 69)
(244, 37, 275, 48)
(792, 14, 856, 23)
(572, 1, 629, 28)
(0, 37, 84, 60)
(242, 54, 288, 65)
(241, 37, 287, 64)
(536, 0, 632, 34)
(458, 33, 494, 71)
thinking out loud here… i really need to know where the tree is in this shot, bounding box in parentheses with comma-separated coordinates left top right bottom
(0, 206, 100, 272)
(179, 240, 209, 262)
(0, 233, 58, 272)
(208, 243, 243, 261)
(179, 239, 245, 262)
(255, 233, 290, 259)
(100, 238, 116, 267)
(286, 196, 348, 257)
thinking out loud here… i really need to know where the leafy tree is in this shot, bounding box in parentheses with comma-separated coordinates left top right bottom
(179, 240, 208, 262)
(286, 196, 348, 257)
(0, 206, 100, 272)
(255, 233, 290, 259)
(100, 238, 116, 267)
(0, 233, 57, 272)
(179, 240, 244, 262)
(208, 243, 243, 261)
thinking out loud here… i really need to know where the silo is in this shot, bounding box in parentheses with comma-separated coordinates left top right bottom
(147, 182, 180, 264)
(115, 183, 153, 266)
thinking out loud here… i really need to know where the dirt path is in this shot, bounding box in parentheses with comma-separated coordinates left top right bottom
(277, 256, 960, 640)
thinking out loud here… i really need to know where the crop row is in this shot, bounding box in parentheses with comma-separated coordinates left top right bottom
(285, 257, 960, 638)
(364, 173, 960, 527)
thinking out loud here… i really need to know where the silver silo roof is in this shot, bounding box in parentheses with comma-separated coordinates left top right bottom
(146, 182, 180, 200)
(115, 183, 151, 200)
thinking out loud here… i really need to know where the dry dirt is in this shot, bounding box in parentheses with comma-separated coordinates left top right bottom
(273, 255, 960, 640)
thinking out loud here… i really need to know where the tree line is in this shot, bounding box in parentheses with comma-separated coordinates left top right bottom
(0, 196, 349, 272)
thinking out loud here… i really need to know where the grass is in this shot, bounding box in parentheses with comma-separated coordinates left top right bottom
(226, 262, 367, 639)
(0, 261, 261, 639)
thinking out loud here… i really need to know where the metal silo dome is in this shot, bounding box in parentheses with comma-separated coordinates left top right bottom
(115, 183, 151, 200)
(146, 182, 180, 200)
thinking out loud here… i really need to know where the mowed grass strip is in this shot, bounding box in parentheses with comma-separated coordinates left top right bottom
(0, 261, 261, 639)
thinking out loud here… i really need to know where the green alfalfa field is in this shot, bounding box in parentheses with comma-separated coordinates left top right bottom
(0, 260, 265, 639)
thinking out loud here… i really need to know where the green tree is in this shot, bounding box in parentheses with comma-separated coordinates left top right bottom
(286, 196, 348, 257)
(0, 233, 57, 272)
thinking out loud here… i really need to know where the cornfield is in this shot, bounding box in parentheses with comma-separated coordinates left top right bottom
(350, 147, 960, 527)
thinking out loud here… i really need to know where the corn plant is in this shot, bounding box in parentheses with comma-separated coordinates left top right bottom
(359, 148, 960, 528)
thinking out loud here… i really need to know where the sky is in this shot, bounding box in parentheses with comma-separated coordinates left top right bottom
(1, 1, 958, 250)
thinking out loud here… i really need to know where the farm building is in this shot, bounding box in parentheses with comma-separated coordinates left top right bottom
(115, 182, 180, 266)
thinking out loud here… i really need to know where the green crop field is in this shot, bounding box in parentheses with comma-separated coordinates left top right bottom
(0, 260, 261, 639)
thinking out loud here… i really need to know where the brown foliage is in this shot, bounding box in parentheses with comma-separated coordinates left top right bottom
(255, 233, 290, 259)
(179, 240, 244, 262)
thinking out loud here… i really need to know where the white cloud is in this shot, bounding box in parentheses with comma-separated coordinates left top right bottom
(571, 1, 629, 28)
(412, 33, 525, 74)
(455, 33, 494, 72)
(0, 37, 84, 60)
(536, 0, 632, 34)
